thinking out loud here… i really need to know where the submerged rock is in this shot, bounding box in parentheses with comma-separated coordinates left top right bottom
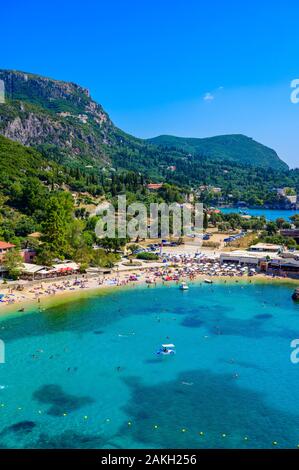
(1, 421, 36, 436)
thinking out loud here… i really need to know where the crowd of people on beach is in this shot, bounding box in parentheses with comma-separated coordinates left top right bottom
(0, 252, 260, 308)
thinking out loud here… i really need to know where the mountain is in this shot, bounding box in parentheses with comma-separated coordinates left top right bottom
(0, 69, 289, 175)
(0, 69, 136, 168)
(147, 134, 288, 171)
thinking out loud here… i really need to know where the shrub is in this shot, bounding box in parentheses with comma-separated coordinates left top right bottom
(202, 241, 220, 248)
(136, 252, 159, 261)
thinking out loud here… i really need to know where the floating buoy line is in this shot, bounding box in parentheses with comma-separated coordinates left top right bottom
(0, 405, 293, 447)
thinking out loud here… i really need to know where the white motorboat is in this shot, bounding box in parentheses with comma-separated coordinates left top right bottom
(156, 343, 176, 355)
(179, 282, 189, 290)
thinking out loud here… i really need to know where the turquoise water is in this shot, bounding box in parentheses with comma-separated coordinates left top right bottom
(0, 282, 299, 449)
(220, 208, 299, 221)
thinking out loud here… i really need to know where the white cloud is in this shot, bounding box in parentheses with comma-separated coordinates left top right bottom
(203, 86, 224, 102)
(203, 92, 214, 101)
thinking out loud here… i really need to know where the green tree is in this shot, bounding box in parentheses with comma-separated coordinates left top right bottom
(265, 222, 278, 236)
(35, 243, 55, 266)
(41, 192, 74, 257)
(203, 212, 208, 230)
(3, 249, 23, 280)
(98, 236, 128, 253)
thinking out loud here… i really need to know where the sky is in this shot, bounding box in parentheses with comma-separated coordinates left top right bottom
(1, 0, 299, 167)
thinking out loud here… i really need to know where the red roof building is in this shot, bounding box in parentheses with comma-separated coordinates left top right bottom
(147, 183, 163, 190)
(0, 241, 16, 262)
(0, 241, 15, 251)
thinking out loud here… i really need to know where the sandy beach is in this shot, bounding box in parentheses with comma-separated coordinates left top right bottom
(0, 255, 298, 315)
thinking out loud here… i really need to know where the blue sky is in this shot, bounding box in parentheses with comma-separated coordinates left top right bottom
(2, 0, 299, 167)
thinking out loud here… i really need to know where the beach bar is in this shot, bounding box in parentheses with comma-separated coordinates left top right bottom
(20, 262, 80, 280)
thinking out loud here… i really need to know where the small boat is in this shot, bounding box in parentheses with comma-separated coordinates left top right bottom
(156, 344, 176, 355)
(292, 288, 299, 301)
(179, 282, 189, 290)
(204, 279, 213, 284)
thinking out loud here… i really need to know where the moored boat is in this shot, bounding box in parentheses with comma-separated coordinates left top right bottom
(179, 282, 189, 290)
(156, 344, 176, 355)
(292, 288, 299, 301)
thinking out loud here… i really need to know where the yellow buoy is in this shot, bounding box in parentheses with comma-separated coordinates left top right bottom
(154, 425, 158, 429)
(199, 431, 204, 436)
(244, 436, 248, 441)
(272, 441, 278, 446)
(181, 428, 187, 433)
(128, 421, 132, 426)
(63, 413, 67, 417)
(84, 415, 88, 420)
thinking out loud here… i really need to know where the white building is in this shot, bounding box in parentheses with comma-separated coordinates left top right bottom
(248, 243, 282, 253)
(220, 250, 275, 266)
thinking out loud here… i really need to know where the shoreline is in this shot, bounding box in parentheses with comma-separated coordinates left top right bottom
(0, 268, 298, 318)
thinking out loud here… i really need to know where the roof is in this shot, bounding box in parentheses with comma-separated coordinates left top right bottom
(20, 261, 80, 275)
(147, 183, 163, 190)
(52, 262, 79, 271)
(0, 241, 15, 249)
(281, 229, 299, 237)
(249, 243, 282, 251)
(28, 232, 42, 239)
(220, 250, 278, 260)
(21, 263, 44, 274)
(269, 258, 299, 267)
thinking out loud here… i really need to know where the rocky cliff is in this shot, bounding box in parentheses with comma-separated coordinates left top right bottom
(0, 70, 124, 167)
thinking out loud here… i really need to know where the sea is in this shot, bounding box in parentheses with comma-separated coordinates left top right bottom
(219, 208, 299, 222)
(0, 282, 299, 448)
